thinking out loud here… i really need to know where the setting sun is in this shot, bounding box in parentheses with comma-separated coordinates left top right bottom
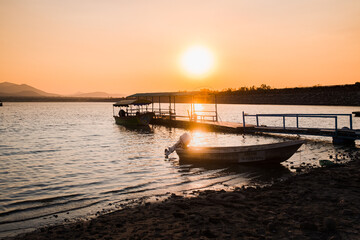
(180, 45, 215, 78)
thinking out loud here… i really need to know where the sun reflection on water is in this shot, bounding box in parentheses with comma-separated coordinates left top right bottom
(194, 103, 204, 113)
(188, 130, 207, 146)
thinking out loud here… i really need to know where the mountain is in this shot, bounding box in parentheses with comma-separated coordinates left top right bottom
(69, 92, 125, 98)
(0, 82, 125, 98)
(0, 82, 59, 97)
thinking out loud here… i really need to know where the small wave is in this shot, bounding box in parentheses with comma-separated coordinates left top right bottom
(127, 156, 146, 160)
(6, 193, 83, 207)
(101, 181, 156, 195)
(0, 149, 59, 156)
(0, 199, 103, 226)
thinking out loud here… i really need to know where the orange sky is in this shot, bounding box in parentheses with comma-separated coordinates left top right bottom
(1, 0, 359, 95)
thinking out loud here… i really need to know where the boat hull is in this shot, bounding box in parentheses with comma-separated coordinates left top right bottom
(114, 112, 154, 126)
(176, 140, 304, 164)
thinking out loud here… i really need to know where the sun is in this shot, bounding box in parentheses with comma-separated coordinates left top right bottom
(180, 45, 215, 78)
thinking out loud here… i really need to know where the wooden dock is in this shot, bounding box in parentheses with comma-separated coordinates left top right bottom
(124, 92, 359, 145)
(151, 117, 360, 145)
(151, 118, 246, 133)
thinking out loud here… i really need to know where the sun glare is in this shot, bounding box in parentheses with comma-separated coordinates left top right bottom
(194, 103, 204, 112)
(180, 45, 215, 78)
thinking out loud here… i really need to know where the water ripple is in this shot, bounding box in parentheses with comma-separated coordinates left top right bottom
(0, 102, 358, 238)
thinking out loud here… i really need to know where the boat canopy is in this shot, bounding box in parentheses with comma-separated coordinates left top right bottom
(113, 99, 152, 107)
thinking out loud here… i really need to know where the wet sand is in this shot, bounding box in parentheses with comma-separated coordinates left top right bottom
(8, 154, 360, 240)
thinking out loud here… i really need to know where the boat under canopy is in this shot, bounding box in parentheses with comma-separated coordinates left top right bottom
(113, 99, 154, 126)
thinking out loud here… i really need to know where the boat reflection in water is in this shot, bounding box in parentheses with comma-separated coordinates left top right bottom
(178, 160, 291, 184)
(116, 124, 153, 134)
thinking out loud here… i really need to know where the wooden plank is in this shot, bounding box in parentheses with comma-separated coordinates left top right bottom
(150, 118, 360, 140)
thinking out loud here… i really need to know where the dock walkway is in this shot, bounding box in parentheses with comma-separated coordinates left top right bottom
(150, 117, 360, 144)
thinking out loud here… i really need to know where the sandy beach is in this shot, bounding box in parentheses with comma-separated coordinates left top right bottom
(6, 150, 360, 240)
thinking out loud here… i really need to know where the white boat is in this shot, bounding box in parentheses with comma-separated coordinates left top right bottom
(176, 140, 304, 164)
(165, 133, 304, 164)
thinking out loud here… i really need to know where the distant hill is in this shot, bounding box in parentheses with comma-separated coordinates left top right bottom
(69, 92, 125, 98)
(0, 82, 124, 98)
(0, 82, 59, 97)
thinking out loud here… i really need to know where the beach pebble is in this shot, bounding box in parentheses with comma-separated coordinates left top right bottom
(208, 217, 221, 224)
(172, 212, 186, 218)
(202, 229, 217, 238)
(324, 217, 337, 232)
(342, 209, 354, 216)
(267, 222, 277, 233)
(116, 222, 124, 228)
(300, 221, 318, 231)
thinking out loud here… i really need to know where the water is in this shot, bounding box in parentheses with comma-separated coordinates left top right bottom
(0, 102, 359, 237)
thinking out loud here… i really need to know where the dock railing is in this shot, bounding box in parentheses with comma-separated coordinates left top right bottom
(152, 108, 176, 119)
(242, 112, 353, 132)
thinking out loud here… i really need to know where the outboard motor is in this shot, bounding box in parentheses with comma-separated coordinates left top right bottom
(165, 133, 191, 158)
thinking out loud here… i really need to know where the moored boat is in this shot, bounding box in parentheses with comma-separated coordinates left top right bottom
(165, 133, 304, 164)
(113, 99, 154, 126)
(353, 111, 360, 117)
(176, 140, 304, 164)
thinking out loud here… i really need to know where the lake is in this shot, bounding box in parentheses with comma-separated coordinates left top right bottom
(0, 102, 359, 237)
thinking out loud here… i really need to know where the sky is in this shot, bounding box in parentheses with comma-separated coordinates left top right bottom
(0, 0, 359, 95)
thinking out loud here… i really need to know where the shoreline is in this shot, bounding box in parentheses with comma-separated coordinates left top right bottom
(2, 83, 360, 106)
(1, 99, 360, 107)
(7, 153, 360, 240)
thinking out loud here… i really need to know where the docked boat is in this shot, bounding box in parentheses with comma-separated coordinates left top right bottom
(113, 99, 155, 126)
(165, 133, 304, 164)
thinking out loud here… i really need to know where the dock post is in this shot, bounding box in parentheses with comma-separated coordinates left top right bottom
(169, 95, 172, 119)
(335, 116, 338, 132)
(283, 116, 286, 129)
(256, 115, 259, 127)
(173, 96, 176, 119)
(350, 115, 353, 130)
(191, 95, 194, 121)
(242, 111, 245, 129)
(215, 94, 218, 122)
(152, 97, 154, 114)
(159, 96, 161, 116)
(296, 114, 299, 128)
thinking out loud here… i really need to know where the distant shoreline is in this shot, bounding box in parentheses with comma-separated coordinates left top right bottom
(0, 97, 359, 106)
(0, 97, 122, 102)
(1, 83, 360, 106)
